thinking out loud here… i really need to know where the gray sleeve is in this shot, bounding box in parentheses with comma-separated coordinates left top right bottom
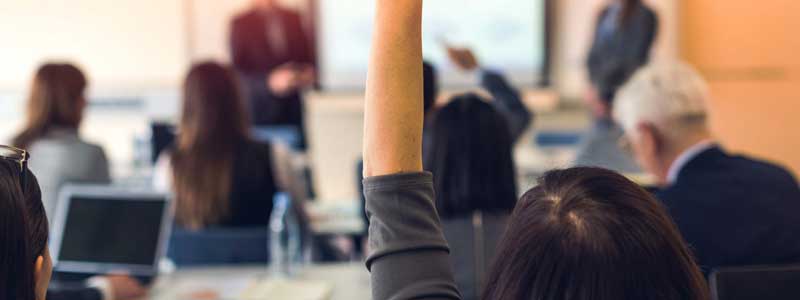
(364, 172, 461, 300)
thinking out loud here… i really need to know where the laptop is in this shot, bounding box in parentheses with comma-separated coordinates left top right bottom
(49, 185, 173, 278)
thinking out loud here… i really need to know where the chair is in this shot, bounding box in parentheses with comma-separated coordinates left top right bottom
(251, 126, 303, 151)
(167, 226, 270, 267)
(710, 264, 800, 300)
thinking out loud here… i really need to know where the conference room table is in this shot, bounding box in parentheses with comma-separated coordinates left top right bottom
(149, 262, 371, 300)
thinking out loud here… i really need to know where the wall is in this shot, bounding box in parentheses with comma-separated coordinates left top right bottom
(681, 0, 800, 176)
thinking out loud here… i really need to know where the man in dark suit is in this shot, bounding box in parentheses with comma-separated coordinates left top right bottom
(613, 62, 800, 274)
(230, 0, 316, 148)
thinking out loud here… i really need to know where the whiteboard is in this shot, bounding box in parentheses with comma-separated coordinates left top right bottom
(0, 0, 188, 93)
(318, 0, 547, 89)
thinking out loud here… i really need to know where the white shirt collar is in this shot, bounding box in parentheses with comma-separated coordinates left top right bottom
(667, 140, 716, 185)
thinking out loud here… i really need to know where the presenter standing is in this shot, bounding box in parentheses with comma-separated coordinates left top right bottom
(230, 0, 316, 149)
(574, 0, 658, 172)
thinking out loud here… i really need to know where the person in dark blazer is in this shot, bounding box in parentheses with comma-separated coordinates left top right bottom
(614, 62, 800, 274)
(230, 0, 316, 148)
(575, 0, 658, 173)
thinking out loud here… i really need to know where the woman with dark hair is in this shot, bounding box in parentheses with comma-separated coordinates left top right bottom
(575, 0, 658, 172)
(12, 63, 111, 219)
(0, 147, 47, 300)
(424, 94, 517, 299)
(0, 146, 144, 300)
(154, 62, 305, 230)
(360, 0, 708, 299)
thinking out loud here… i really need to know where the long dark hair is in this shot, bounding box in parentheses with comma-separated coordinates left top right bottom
(0, 160, 48, 300)
(483, 167, 708, 300)
(13, 63, 88, 149)
(424, 94, 517, 218)
(172, 62, 251, 229)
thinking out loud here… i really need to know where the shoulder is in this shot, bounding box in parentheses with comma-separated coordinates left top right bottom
(730, 154, 798, 184)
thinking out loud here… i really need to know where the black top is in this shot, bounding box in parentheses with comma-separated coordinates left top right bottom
(230, 8, 315, 146)
(222, 140, 278, 227)
(658, 146, 800, 274)
(172, 140, 278, 228)
(587, 3, 658, 102)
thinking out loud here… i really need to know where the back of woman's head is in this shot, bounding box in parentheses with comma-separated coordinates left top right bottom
(173, 62, 250, 229)
(424, 93, 517, 218)
(179, 61, 249, 150)
(13, 63, 88, 149)
(0, 159, 48, 300)
(483, 167, 708, 300)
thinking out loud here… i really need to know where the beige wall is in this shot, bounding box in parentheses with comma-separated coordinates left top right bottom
(681, 0, 800, 176)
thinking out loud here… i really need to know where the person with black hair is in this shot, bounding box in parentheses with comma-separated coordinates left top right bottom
(0, 146, 145, 300)
(423, 94, 517, 299)
(359, 0, 709, 299)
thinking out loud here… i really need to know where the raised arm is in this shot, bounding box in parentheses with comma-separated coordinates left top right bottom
(362, 0, 461, 299)
(363, 0, 424, 177)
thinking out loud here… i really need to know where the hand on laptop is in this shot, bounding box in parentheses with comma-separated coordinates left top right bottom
(107, 275, 147, 300)
(91, 275, 147, 300)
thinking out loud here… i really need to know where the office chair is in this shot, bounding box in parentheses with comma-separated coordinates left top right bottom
(710, 264, 800, 300)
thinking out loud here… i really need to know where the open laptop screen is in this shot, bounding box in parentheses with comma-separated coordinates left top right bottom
(59, 197, 164, 265)
(52, 187, 171, 276)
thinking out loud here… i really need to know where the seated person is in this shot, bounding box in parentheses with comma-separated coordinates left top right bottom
(424, 94, 517, 300)
(154, 62, 306, 229)
(613, 62, 800, 273)
(359, 1, 708, 299)
(0, 145, 144, 300)
(12, 63, 111, 219)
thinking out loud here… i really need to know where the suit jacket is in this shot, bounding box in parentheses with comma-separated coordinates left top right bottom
(230, 8, 315, 144)
(658, 146, 800, 274)
(587, 3, 658, 102)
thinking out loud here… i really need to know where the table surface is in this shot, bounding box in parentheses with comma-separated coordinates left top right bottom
(149, 262, 371, 300)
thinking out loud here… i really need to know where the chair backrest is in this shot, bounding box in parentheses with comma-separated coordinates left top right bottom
(252, 126, 303, 151)
(710, 264, 800, 300)
(167, 226, 269, 267)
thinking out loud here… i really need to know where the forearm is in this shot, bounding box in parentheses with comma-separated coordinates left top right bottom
(363, 0, 424, 177)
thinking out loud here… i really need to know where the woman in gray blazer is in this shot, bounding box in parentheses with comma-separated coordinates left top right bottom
(12, 63, 110, 219)
(360, 1, 707, 299)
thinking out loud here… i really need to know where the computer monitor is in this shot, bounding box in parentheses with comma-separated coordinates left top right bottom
(49, 186, 173, 277)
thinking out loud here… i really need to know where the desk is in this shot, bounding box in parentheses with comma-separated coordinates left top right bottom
(150, 263, 370, 300)
(307, 201, 365, 236)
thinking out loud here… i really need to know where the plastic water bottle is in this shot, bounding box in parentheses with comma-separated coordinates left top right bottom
(269, 192, 301, 277)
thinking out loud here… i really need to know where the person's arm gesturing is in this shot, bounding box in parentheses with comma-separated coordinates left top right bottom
(362, 0, 461, 299)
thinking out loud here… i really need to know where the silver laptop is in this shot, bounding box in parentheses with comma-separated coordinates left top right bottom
(49, 185, 173, 277)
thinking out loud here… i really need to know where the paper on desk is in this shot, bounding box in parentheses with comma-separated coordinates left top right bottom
(241, 278, 333, 300)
